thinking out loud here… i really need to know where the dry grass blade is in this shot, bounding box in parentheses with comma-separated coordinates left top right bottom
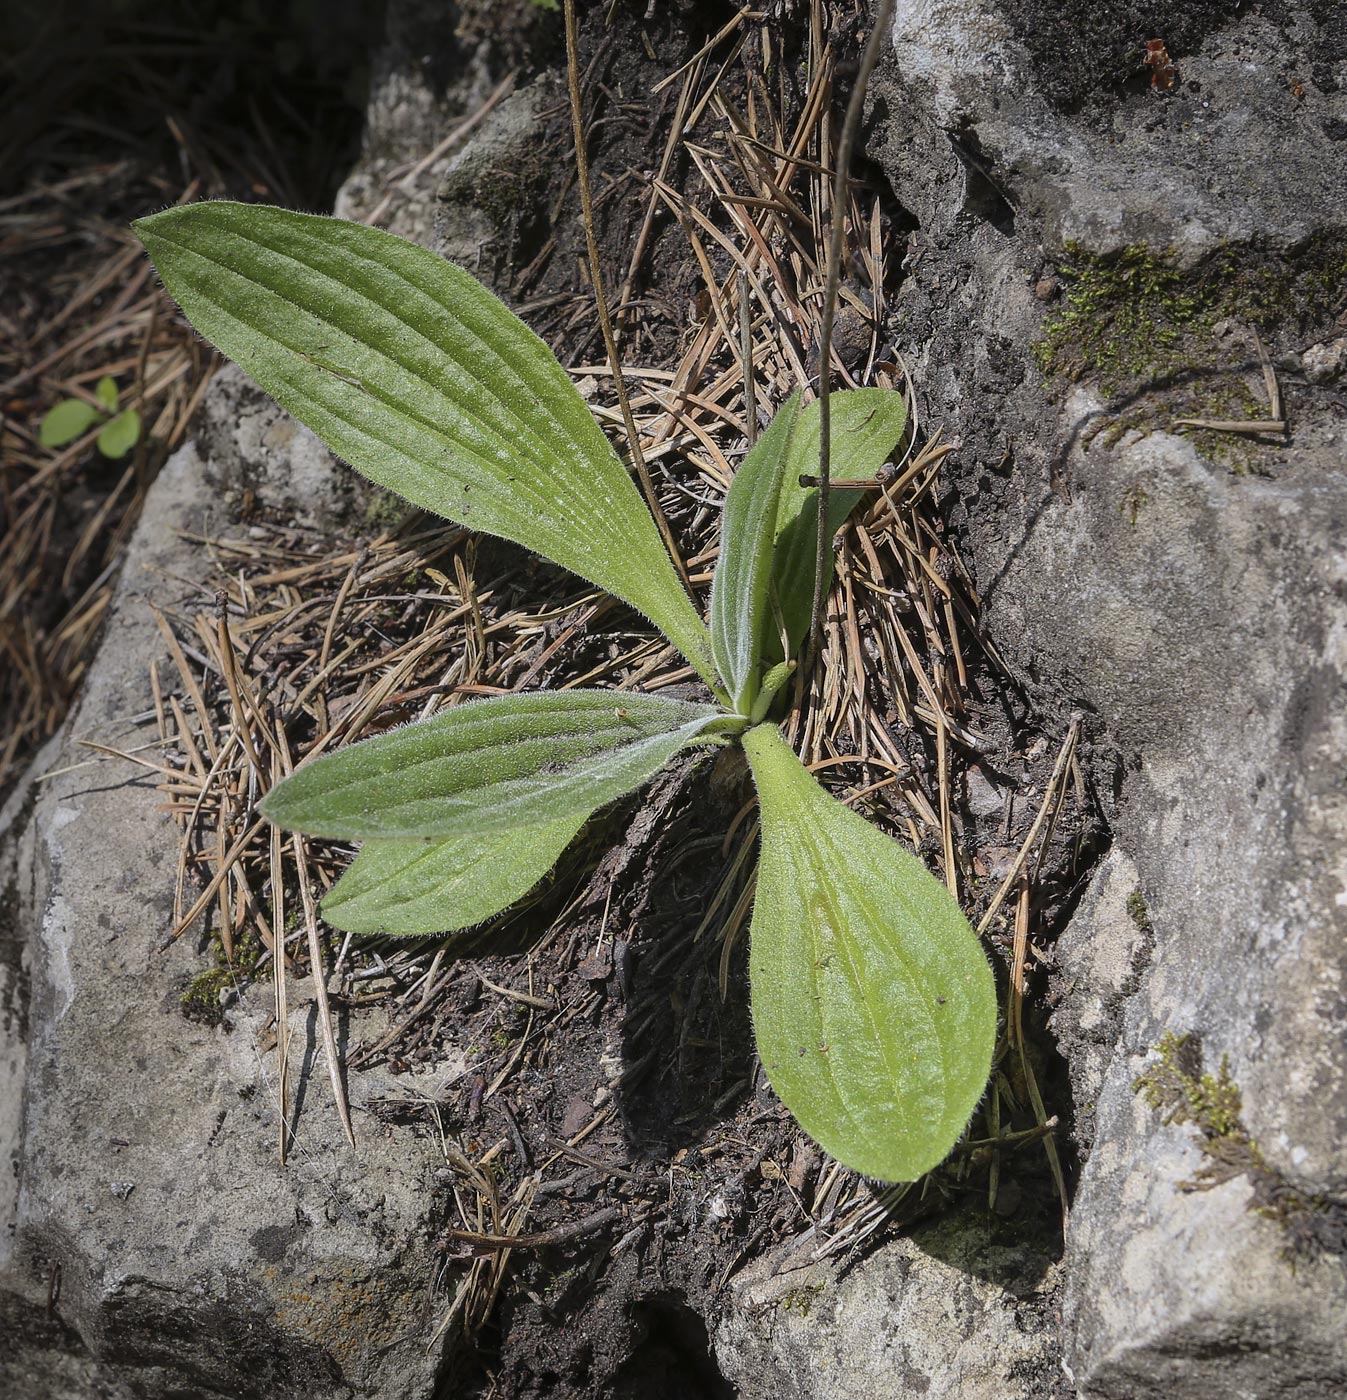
(563, 0, 693, 595)
(295, 834, 356, 1149)
(808, 0, 898, 674)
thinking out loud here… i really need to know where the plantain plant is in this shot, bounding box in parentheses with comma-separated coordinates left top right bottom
(135, 202, 995, 1182)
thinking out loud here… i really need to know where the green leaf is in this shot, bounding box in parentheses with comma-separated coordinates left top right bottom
(38, 398, 98, 448)
(94, 376, 119, 411)
(743, 723, 995, 1182)
(769, 388, 908, 661)
(261, 689, 730, 840)
(710, 392, 802, 716)
(322, 816, 585, 936)
(96, 409, 141, 459)
(134, 203, 717, 687)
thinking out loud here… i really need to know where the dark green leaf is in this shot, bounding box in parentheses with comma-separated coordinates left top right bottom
(261, 689, 729, 840)
(743, 723, 995, 1182)
(134, 203, 716, 686)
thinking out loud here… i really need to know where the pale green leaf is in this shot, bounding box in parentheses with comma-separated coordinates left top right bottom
(133, 203, 716, 686)
(261, 689, 730, 840)
(38, 398, 98, 448)
(97, 409, 141, 459)
(743, 723, 995, 1182)
(769, 388, 908, 660)
(709, 392, 801, 715)
(322, 815, 585, 936)
(94, 376, 119, 411)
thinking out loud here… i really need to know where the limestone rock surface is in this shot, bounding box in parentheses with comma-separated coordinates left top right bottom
(0, 446, 450, 1399)
(714, 1211, 1061, 1400)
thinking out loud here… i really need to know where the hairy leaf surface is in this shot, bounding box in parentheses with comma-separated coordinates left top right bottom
(261, 690, 727, 840)
(134, 203, 716, 684)
(322, 816, 585, 935)
(709, 393, 801, 714)
(743, 723, 995, 1181)
(769, 388, 908, 659)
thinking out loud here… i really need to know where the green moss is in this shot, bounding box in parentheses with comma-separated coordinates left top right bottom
(230, 924, 264, 975)
(181, 967, 233, 1025)
(1035, 236, 1347, 471)
(183, 921, 264, 1026)
(1134, 1031, 1347, 1260)
(1125, 888, 1153, 933)
(777, 1283, 825, 1316)
(1119, 484, 1148, 525)
(1135, 1031, 1242, 1136)
(1035, 243, 1205, 386)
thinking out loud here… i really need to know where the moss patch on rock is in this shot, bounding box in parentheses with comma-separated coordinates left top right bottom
(1035, 236, 1347, 469)
(1125, 887, 1153, 934)
(1135, 1031, 1347, 1260)
(181, 967, 233, 1026)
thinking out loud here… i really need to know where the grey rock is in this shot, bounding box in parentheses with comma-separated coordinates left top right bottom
(714, 1209, 1062, 1400)
(871, 3, 1347, 1396)
(334, 0, 496, 241)
(1064, 1057, 1347, 1400)
(1302, 336, 1347, 385)
(195, 362, 378, 531)
(963, 764, 1007, 818)
(432, 82, 553, 274)
(0, 445, 451, 1399)
(1047, 849, 1150, 1153)
(891, 2, 1347, 257)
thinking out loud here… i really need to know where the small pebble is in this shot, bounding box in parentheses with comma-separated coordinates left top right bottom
(1303, 337, 1347, 385)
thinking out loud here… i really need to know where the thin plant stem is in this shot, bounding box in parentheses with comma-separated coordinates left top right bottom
(738, 267, 756, 445)
(806, 0, 896, 677)
(562, 0, 694, 595)
(295, 835, 356, 1149)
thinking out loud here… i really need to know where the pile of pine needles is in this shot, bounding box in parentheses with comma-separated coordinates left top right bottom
(0, 4, 369, 797)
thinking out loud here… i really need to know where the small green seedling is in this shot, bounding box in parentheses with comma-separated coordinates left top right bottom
(39, 375, 142, 459)
(134, 203, 995, 1181)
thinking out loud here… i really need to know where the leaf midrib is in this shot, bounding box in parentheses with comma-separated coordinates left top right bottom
(791, 805, 956, 1141)
(147, 223, 652, 567)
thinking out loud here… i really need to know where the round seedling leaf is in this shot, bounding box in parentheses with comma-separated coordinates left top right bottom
(97, 409, 141, 459)
(39, 398, 98, 448)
